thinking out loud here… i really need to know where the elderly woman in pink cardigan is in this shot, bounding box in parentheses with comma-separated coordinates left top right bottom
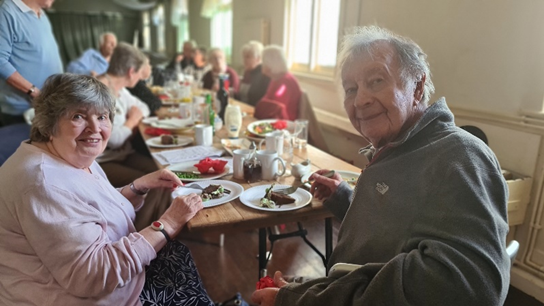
(254, 45, 302, 121)
(0, 74, 213, 306)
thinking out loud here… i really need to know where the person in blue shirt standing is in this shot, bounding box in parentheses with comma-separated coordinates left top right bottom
(67, 32, 117, 77)
(0, 0, 63, 126)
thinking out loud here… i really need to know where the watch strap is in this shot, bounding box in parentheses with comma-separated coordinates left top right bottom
(129, 182, 149, 195)
(151, 221, 171, 242)
(27, 85, 36, 96)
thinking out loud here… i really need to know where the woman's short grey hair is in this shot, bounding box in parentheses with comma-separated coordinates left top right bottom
(107, 42, 147, 77)
(207, 48, 224, 62)
(241, 41, 264, 59)
(262, 45, 288, 75)
(337, 25, 435, 105)
(30, 73, 116, 142)
(99, 32, 116, 46)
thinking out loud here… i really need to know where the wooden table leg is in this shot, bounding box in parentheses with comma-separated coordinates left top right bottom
(259, 227, 267, 279)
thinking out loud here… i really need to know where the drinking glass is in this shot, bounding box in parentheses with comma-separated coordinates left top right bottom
(294, 119, 308, 148)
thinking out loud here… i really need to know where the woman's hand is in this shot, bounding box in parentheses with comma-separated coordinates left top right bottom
(309, 169, 343, 201)
(160, 193, 203, 238)
(134, 169, 183, 192)
(252, 271, 288, 306)
(124, 106, 144, 130)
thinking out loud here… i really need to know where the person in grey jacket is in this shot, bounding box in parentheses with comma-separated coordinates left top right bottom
(252, 25, 510, 306)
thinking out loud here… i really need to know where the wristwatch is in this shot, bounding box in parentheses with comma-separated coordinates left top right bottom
(27, 85, 36, 96)
(151, 221, 171, 242)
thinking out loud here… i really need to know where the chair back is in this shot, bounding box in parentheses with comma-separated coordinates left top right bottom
(506, 240, 520, 267)
(298, 91, 329, 152)
(0, 123, 31, 166)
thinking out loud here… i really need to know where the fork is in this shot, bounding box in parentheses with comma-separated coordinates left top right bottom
(273, 185, 299, 195)
(180, 183, 205, 191)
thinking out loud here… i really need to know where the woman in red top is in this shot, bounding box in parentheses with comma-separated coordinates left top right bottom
(255, 45, 302, 121)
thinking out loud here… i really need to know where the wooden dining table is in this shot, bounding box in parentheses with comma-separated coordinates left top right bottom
(138, 99, 361, 279)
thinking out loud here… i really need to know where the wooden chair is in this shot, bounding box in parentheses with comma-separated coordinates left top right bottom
(298, 90, 329, 152)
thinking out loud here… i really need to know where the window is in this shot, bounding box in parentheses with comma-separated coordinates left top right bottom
(176, 16, 189, 52)
(210, 0, 232, 62)
(142, 11, 151, 50)
(154, 4, 166, 52)
(286, 0, 341, 76)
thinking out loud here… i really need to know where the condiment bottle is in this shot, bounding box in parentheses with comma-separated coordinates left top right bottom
(243, 141, 262, 183)
(224, 104, 242, 139)
(205, 93, 215, 134)
(216, 74, 229, 122)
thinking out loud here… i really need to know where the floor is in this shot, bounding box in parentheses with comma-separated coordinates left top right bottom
(181, 219, 544, 305)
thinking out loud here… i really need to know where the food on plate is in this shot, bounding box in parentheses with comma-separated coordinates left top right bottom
(174, 172, 201, 179)
(259, 183, 296, 208)
(343, 176, 358, 187)
(193, 158, 228, 174)
(254, 120, 287, 135)
(270, 191, 296, 205)
(200, 184, 231, 201)
(161, 134, 178, 145)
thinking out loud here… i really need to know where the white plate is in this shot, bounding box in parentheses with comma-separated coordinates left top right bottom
(171, 180, 244, 208)
(239, 184, 313, 212)
(301, 170, 360, 189)
(151, 118, 194, 130)
(221, 138, 252, 156)
(145, 135, 193, 148)
(167, 160, 230, 181)
(142, 116, 159, 125)
(246, 120, 295, 138)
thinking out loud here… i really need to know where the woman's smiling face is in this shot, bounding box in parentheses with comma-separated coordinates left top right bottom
(49, 107, 112, 169)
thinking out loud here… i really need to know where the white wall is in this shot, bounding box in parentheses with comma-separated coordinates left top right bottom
(231, 0, 286, 72)
(358, 0, 544, 114)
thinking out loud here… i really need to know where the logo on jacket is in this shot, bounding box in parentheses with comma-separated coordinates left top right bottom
(376, 182, 389, 195)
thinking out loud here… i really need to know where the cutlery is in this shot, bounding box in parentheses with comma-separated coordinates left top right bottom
(179, 183, 232, 194)
(274, 185, 298, 195)
(302, 170, 336, 186)
(180, 183, 205, 191)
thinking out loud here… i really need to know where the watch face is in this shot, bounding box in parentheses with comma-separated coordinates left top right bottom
(151, 221, 164, 231)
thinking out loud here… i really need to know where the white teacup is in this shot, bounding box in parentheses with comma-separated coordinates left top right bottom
(256, 149, 286, 180)
(232, 149, 252, 180)
(258, 131, 284, 155)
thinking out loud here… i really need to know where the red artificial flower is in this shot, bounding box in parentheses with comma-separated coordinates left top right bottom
(193, 158, 227, 174)
(272, 120, 287, 130)
(256, 276, 277, 290)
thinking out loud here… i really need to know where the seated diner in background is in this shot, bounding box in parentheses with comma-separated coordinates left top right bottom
(238, 40, 270, 106)
(167, 40, 197, 72)
(127, 56, 162, 116)
(252, 25, 510, 306)
(201, 48, 240, 95)
(184, 46, 211, 84)
(66, 32, 117, 77)
(0, 73, 213, 306)
(254, 45, 301, 121)
(95, 42, 157, 188)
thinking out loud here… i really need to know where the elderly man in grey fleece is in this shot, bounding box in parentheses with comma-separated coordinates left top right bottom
(252, 25, 510, 306)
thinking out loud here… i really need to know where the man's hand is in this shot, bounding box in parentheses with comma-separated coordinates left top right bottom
(309, 169, 343, 200)
(252, 271, 289, 305)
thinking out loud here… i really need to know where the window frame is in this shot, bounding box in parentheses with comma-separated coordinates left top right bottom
(210, 2, 233, 63)
(285, 0, 341, 77)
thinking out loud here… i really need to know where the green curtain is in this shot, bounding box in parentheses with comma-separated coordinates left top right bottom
(48, 11, 139, 67)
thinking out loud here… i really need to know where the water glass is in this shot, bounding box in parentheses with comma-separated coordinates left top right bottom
(294, 119, 308, 148)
